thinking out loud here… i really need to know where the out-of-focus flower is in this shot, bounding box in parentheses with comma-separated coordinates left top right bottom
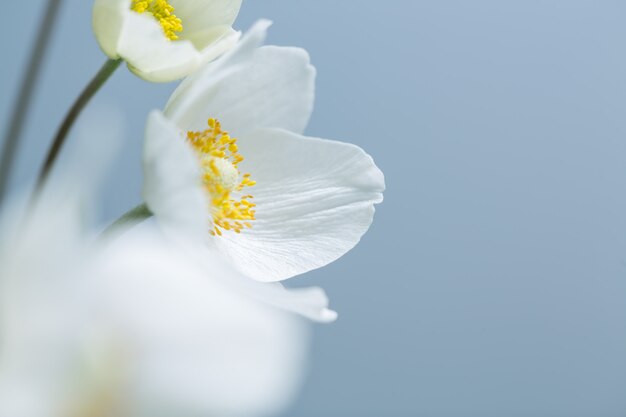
(0, 119, 310, 417)
(88, 227, 310, 417)
(143, 20, 385, 283)
(92, 0, 242, 82)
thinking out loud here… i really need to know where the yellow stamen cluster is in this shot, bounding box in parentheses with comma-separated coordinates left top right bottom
(131, 0, 183, 41)
(187, 118, 256, 236)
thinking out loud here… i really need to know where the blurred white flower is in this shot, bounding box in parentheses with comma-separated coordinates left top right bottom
(89, 227, 310, 417)
(92, 0, 242, 82)
(143, 20, 385, 284)
(0, 116, 311, 417)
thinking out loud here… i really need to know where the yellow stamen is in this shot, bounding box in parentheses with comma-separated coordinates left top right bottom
(187, 118, 256, 236)
(131, 0, 183, 41)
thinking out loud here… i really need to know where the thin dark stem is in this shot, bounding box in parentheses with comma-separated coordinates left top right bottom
(0, 0, 64, 206)
(101, 204, 153, 237)
(34, 58, 122, 193)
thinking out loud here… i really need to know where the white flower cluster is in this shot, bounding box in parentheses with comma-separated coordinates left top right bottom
(0, 2, 385, 416)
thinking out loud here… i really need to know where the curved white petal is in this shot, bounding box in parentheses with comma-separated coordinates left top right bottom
(166, 19, 271, 111)
(142, 111, 209, 242)
(117, 9, 200, 82)
(165, 22, 315, 135)
(233, 279, 339, 323)
(196, 26, 241, 63)
(92, 0, 127, 59)
(214, 128, 385, 282)
(171, 0, 242, 49)
(184, 244, 337, 322)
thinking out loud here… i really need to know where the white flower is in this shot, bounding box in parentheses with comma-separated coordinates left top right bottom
(92, 0, 242, 82)
(142, 20, 386, 283)
(87, 227, 311, 417)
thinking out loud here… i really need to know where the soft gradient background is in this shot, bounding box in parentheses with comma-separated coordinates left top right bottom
(3, 1, 626, 416)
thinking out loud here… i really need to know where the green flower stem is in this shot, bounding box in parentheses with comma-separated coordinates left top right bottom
(0, 0, 64, 206)
(102, 203, 153, 236)
(34, 58, 122, 193)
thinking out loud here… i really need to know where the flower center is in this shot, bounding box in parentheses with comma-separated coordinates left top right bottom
(131, 0, 183, 41)
(187, 118, 256, 236)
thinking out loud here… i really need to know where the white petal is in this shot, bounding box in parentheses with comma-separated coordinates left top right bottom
(92, 0, 127, 59)
(142, 111, 209, 242)
(185, 245, 337, 322)
(232, 279, 339, 323)
(214, 128, 385, 282)
(171, 0, 242, 49)
(166, 19, 271, 110)
(196, 25, 241, 63)
(275, 286, 338, 323)
(209, 19, 272, 69)
(117, 9, 200, 82)
(165, 21, 315, 135)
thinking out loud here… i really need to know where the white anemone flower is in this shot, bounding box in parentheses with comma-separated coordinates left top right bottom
(92, 0, 242, 82)
(142, 20, 386, 283)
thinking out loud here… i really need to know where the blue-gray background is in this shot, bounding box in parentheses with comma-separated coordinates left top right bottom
(2, 1, 626, 416)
